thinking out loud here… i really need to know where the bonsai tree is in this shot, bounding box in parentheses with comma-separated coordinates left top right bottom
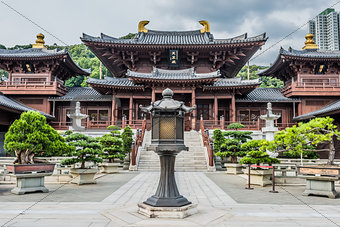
(98, 126, 124, 163)
(121, 126, 133, 156)
(61, 131, 102, 168)
(4, 111, 71, 164)
(272, 117, 340, 165)
(215, 123, 252, 163)
(239, 150, 280, 166)
(212, 129, 225, 153)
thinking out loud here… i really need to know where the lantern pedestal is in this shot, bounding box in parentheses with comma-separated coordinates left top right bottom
(143, 154, 191, 207)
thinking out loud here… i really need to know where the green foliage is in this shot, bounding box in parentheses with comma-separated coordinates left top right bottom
(270, 117, 340, 164)
(236, 65, 284, 88)
(120, 33, 136, 39)
(212, 129, 225, 152)
(239, 150, 280, 165)
(282, 149, 319, 159)
(61, 132, 103, 168)
(4, 111, 71, 164)
(98, 134, 124, 162)
(215, 124, 253, 163)
(0, 44, 6, 49)
(241, 139, 269, 153)
(121, 126, 133, 155)
(107, 125, 121, 137)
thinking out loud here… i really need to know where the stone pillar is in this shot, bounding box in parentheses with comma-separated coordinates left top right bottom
(191, 88, 196, 130)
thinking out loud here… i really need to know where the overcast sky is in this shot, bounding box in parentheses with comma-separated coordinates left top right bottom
(1, 0, 340, 65)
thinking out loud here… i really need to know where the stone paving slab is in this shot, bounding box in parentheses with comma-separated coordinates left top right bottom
(0, 172, 340, 226)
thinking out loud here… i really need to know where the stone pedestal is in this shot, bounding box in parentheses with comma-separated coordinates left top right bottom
(302, 176, 339, 199)
(225, 163, 243, 174)
(70, 168, 97, 185)
(144, 155, 191, 207)
(138, 203, 198, 219)
(10, 173, 52, 195)
(101, 163, 119, 173)
(246, 169, 272, 186)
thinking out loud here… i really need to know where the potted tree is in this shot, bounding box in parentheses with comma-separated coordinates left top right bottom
(215, 123, 252, 174)
(273, 117, 340, 198)
(98, 125, 124, 173)
(4, 111, 71, 194)
(212, 129, 226, 170)
(61, 131, 102, 185)
(239, 142, 280, 186)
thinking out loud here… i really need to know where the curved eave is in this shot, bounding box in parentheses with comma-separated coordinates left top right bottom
(0, 53, 66, 61)
(63, 53, 91, 76)
(283, 54, 340, 62)
(202, 84, 260, 91)
(129, 77, 218, 84)
(87, 82, 144, 90)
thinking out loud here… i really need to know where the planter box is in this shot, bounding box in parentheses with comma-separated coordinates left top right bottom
(297, 165, 340, 177)
(6, 163, 55, 174)
(247, 169, 272, 187)
(297, 165, 340, 199)
(70, 168, 98, 185)
(101, 163, 120, 173)
(6, 164, 56, 195)
(224, 163, 243, 175)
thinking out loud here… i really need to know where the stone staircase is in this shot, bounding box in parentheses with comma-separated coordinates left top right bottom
(137, 131, 209, 172)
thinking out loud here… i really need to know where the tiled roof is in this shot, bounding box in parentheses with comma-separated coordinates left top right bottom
(236, 88, 299, 102)
(49, 87, 112, 101)
(82, 31, 267, 45)
(0, 92, 53, 118)
(87, 77, 143, 88)
(127, 67, 220, 80)
(0, 48, 91, 75)
(205, 77, 261, 88)
(281, 47, 340, 59)
(294, 100, 340, 120)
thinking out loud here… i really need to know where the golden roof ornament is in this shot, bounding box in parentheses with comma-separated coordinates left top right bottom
(302, 33, 317, 50)
(199, 20, 210, 33)
(138, 20, 149, 33)
(32, 33, 46, 49)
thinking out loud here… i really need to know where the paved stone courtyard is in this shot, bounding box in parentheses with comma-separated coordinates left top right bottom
(0, 172, 339, 226)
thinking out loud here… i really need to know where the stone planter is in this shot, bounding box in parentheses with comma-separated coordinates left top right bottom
(70, 168, 98, 185)
(225, 163, 243, 174)
(101, 163, 120, 173)
(6, 164, 55, 195)
(297, 165, 340, 199)
(247, 169, 272, 186)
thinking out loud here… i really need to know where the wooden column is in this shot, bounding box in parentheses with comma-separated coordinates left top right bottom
(191, 87, 196, 130)
(214, 96, 218, 124)
(129, 96, 133, 125)
(151, 87, 156, 102)
(231, 93, 236, 122)
(111, 95, 116, 124)
(293, 102, 296, 118)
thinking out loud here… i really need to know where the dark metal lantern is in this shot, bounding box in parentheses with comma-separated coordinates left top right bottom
(140, 88, 195, 207)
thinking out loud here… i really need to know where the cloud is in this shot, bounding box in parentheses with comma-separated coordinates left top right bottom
(1, 0, 339, 65)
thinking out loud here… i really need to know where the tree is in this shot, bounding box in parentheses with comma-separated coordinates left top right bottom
(4, 111, 71, 164)
(61, 131, 103, 168)
(271, 117, 340, 165)
(98, 125, 124, 162)
(215, 123, 252, 163)
(121, 126, 133, 155)
(239, 150, 280, 165)
(212, 129, 225, 153)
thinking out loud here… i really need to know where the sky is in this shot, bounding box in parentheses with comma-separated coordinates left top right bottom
(1, 0, 340, 66)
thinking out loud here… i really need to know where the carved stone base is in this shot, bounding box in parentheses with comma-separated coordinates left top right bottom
(225, 163, 243, 175)
(100, 163, 119, 173)
(10, 173, 52, 195)
(70, 168, 97, 185)
(137, 203, 198, 219)
(302, 176, 339, 199)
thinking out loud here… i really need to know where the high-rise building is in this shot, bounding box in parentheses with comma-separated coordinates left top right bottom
(308, 8, 340, 51)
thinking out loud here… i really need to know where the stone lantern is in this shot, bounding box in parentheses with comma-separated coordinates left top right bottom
(138, 88, 197, 218)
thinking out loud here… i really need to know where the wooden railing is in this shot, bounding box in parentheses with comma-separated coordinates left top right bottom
(131, 118, 147, 167)
(0, 80, 67, 94)
(200, 116, 214, 167)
